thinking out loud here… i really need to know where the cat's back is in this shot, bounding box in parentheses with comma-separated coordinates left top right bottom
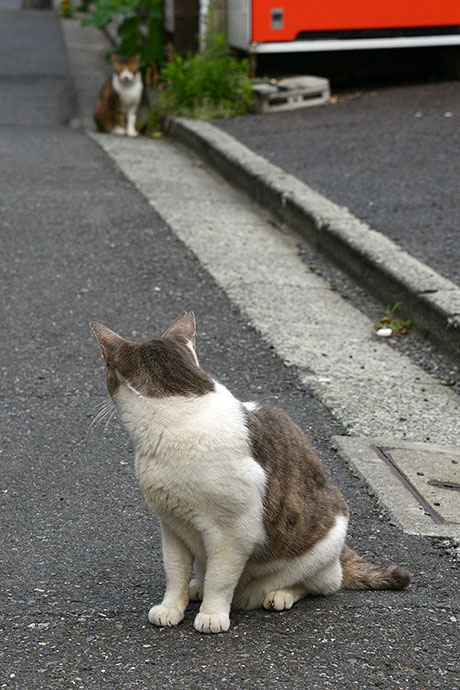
(244, 402, 327, 484)
(244, 402, 348, 562)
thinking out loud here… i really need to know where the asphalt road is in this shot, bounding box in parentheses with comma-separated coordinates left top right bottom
(215, 80, 460, 287)
(1, 6, 459, 689)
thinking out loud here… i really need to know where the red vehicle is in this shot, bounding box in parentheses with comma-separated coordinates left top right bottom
(228, 0, 460, 53)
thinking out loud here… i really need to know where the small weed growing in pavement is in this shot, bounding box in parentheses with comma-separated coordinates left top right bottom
(376, 302, 412, 336)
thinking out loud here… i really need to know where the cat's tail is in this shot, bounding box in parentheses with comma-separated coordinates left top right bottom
(340, 545, 410, 590)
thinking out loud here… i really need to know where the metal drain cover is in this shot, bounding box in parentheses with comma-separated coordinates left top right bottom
(332, 437, 460, 539)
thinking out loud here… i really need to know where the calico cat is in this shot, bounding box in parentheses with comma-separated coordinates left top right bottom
(94, 54, 143, 137)
(90, 312, 410, 634)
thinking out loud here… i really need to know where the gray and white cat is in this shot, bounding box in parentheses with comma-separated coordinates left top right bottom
(90, 312, 410, 634)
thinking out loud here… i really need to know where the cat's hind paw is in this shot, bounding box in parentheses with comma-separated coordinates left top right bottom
(148, 604, 184, 627)
(194, 611, 230, 634)
(189, 578, 204, 601)
(263, 589, 295, 611)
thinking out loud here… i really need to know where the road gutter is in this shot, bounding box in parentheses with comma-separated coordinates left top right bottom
(165, 116, 460, 363)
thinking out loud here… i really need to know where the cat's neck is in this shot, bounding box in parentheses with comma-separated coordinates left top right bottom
(116, 380, 234, 427)
(114, 381, 244, 457)
(112, 72, 142, 100)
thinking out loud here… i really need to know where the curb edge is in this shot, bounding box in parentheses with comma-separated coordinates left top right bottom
(165, 115, 460, 362)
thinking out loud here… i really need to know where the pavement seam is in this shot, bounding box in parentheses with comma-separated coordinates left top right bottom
(165, 116, 460, 363)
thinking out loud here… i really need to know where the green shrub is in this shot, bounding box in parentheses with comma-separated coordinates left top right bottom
(156, 32, 252, 120)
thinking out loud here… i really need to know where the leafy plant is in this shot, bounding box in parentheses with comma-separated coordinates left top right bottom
(82, 0, 163, 66)
(376, 302, 412, 336)
(77, 0, 94, 11)
(154, 30, 252, 121)
(60, 0, 75, 17)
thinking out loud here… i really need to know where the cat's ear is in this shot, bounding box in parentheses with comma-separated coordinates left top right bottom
(161, 311, 196, 349)
(89, 322, 125, 363)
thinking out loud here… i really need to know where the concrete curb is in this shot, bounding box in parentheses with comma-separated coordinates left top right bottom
(164, 116, 460, 362)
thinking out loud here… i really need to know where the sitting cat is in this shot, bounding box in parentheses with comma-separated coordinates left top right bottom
(94, 54, 143, 137)
(90, 312, 410, 634)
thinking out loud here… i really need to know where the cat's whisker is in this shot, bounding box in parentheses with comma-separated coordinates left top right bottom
(87, 400, 115, 440)
(91, 398, 112, 411)
(89, 402, 113, 429)
(102, 407, 117, 435)
(93, 405, 114, 427)
(91, 399, 114, 412)
(87, 419, 110, 441)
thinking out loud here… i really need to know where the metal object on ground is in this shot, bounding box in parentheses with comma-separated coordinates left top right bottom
(251, 76, 330, 113)
(333, 437, 460, 539)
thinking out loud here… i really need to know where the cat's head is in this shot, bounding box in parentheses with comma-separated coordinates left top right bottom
(90, 312, 214, 400)
(112, 53, 140, 84)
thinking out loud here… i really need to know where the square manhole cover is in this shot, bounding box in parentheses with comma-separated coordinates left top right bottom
(332, 437, 460, 539)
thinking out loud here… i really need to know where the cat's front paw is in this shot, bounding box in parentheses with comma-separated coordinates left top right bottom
(189, 578, 204, 601)
(194, 611, 230, 634)
(263, 589, 294, 611)
(126, 129, 139, 137)
(148, 604, 184, 627)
